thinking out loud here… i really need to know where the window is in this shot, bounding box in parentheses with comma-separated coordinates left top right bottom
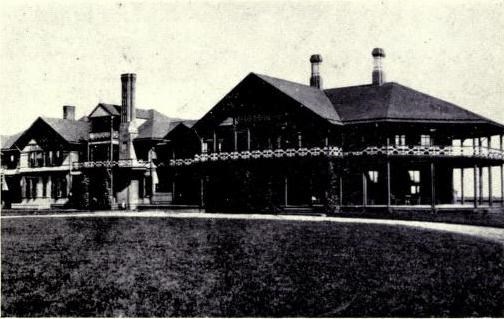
(408, 170, 420, 183)
(408, 170, 421, 195)
(410, 185, 420, 194)
(29, 152, 36, 167)
(25, 177, 38, 198)
(201, 142, 208, 154)
(394, 135, 406, 146)
(51, 176, 67, 198)
(420, 134, 432, 146)
(368, 171, 379, 183)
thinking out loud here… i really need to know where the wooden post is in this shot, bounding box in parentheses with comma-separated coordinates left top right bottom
(213, 131, 217, 152)
(473, 164, 478, 208)
(284, 176, 288, 206)
(489, 165, 493, 206)
(247, 128, 251, 151)
(386, 136, 391, 209)
(362, 171, 367, 206)
(460, 168, 465, 204)
(430, 162, 436, 212)
(172, 177, 176, 204)
(501, 135, 504, 206)
(110, 116, 114, 161)
(386, 160, 391, 208)
(233, 128, 238, 152)
(200, 176, 204, 208)
(339, 174, 343, 206)
(478, 166, 483, 205)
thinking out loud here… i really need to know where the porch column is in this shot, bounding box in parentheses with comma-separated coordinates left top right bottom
(36, 176, 43, 198)
(298, 132, 302, 148)
(247, 128, 251, 151)
(489, 165, 493, 206)
(478, 166, 483, 205)
(46, 176, 52, 199)
(362, 171, 367, 206)
(473, 164, 478, 208)
(233, 129, 238, 151)
(213, 131, 217, 153)
(172, 177, 176, 204)
(200, 176, 205, 208)
(284, 176, 288, 206)
(430, 162, 436, 211)
(386, 160, 391, 208)
(66, 173, 71, 198)
(501, 135, 504, 206)
(339, 174, 343, 206)
(460, 168, 464, 204)
(20, 176, 26, 198)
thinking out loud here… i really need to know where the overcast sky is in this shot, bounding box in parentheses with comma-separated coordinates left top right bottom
(1, 0, 503, 136)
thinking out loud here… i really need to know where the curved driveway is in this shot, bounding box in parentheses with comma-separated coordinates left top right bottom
(2, 210, 504, 244)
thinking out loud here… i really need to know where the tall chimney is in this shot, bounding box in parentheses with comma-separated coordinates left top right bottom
(309, 54, 323, 89)
(121, 73, 136, 123)
(63, 105, 75, 120)
(119, 73, 138, 161)
(372, 48, 386, 85)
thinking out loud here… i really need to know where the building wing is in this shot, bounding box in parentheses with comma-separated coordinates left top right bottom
(253, 73, 342, 124)
(324, 82, 504, 130)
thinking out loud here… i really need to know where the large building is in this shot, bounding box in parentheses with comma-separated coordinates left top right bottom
(156, 49, 504, 213)
(2, 49, 504, 212)
(1, 74, 186, 210)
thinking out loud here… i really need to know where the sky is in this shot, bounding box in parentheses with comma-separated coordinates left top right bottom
(1, 0, 504, 136)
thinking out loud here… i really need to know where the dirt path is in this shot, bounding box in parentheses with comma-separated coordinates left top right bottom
(3, 210, 504, 244)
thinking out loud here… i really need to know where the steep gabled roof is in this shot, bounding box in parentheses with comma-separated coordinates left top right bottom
(88, 103, 121, 117)
(5, 117, 90, 150)
(254, 73, 342, 124)
(324, 82, 503, 127)
(1, 132, 23, 150)
(40, 117, 90, 142)
(136, 109, 187, 140)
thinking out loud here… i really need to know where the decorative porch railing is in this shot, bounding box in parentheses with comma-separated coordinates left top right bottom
(350, 145, 504, 159)
(169, 146, 343, 166)
(168, 145, 504, 167)
(89, 131, 119, 141)
(72, 159, 151, 169)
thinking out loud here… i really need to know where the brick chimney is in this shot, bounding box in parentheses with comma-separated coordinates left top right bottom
(119, 73, 138, 160)
(121, 73, 136, 123)
(372, 48, 386, 85)
(309, 54, 323, 89)
(63, 105, 75, 120)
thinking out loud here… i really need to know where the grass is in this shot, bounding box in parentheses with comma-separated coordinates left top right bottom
(2, 217, 504, 317)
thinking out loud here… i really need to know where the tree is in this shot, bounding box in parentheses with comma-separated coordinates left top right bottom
(323, 160, 340, 214)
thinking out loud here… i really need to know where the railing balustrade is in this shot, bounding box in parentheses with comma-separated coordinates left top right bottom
(89, 131, 119, 141)
(167, 145, 504, 167)
(72, 159, 151, 169)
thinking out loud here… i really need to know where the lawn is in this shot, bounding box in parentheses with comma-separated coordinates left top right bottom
(2, 217, 504, 317)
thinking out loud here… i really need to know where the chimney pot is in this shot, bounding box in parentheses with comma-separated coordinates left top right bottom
(63, 105, 75, 120)
(309, 54, 323, 89)
(372, 48, 386, 85)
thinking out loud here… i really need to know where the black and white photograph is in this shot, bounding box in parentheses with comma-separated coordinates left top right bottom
(1, 0, 504, 317)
